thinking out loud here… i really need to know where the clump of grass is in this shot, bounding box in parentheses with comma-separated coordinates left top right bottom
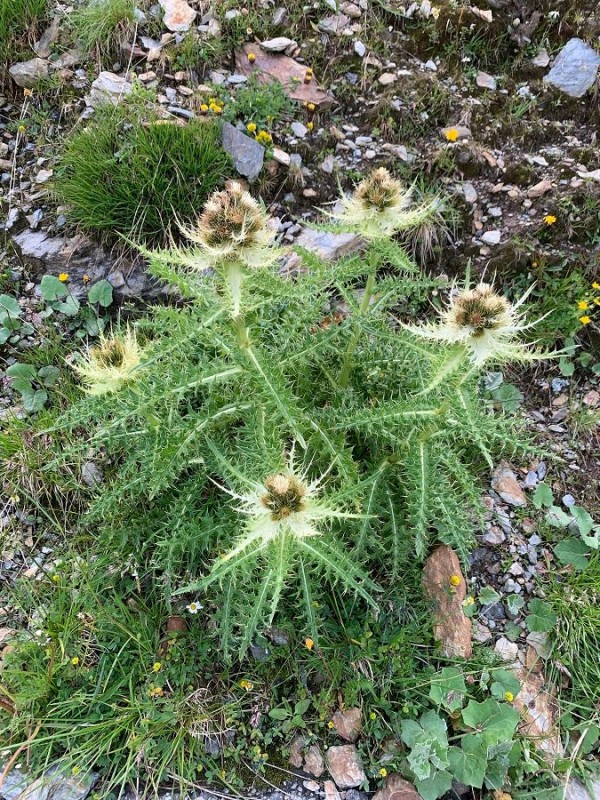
(547, 554, 600, 704)
(53, 94, 232, 245)
(0, 0, 48, 68)
(69, 0, 137, 59)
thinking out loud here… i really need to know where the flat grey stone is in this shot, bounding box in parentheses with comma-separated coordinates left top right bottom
(294, 228, 363, 261)
(481, 230, 501, 245)
(221, 121, 264, 182)
(16, 768, 95, 800)
(12, 230, 63, 261)
(8, 58, 49, 88)
(88, 71, 133, 107)
(544, 38, 600, 98)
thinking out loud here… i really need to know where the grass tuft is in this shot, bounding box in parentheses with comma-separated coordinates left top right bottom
(53, 95, 232, 246)
(0, 0, 48, 68)
(69, 0, 138, 60)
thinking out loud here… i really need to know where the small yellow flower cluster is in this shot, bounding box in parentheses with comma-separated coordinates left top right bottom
(449, 574, 461, 587)
(256, 130, 272, 145)
(239, 679, 254, 691)
(304, 68, 314, 84)
(149, 685, 164, 698)
(445, 128, 459, 142)
(463, 596, 475, 607)
(504, 691, 514, 702)
(201, 98, 224, 115)
(577, 281, 600, 325)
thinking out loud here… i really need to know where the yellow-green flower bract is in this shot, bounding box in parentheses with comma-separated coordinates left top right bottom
(71, 327, 143, 395)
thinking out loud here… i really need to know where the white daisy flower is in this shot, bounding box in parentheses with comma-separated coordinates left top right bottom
(71, 327, 143, 396)
(186, 601, 203, 614)
(403, 282, 555, 368)
(325, 167, 440, 240)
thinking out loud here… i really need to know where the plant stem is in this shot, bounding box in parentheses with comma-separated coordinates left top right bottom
(338, 266, 377, 389)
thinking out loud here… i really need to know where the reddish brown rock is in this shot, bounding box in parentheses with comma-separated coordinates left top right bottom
(304, 744, 325, 777)
(513, 667, 563, 760)
(372, 774, 422, 800)
(332, 707, 362, 742)
(289, 735, 308, 768)
(422, 545, 472, 658)
(235, 44, 333, 106)
(326, 745, 367, 788)
(491, 461, 527, 507)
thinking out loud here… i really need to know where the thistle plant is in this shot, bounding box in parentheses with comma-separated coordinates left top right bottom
(53, 175, 553, 658)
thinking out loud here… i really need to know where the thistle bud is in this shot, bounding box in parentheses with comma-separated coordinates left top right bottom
(72, 328, 143, 395)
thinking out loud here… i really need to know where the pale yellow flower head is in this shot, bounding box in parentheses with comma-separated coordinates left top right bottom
(404, 282, 555, 368)
(328, 167, 440, 240)
(179, 182, 277, 269)
(72, 327, 143, 395)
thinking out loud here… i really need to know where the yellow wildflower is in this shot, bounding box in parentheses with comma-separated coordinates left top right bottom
(578, 301, 589, 310)
(594, 297, 600, 306)
(379, 768, 388, 778)
(445, 128, 459, 142)
(246, 122, 257, 133)
(256, 130, 272, 145)
(239, 679, 253, 691)
(71, 656, 79, 666)
(328, 721, 335, 729)
(200, 103, 209, 113)
(304, 69, 313, 84)
(307, 121, 314, 131)
(544, 214, 557, 225)
(592, 282, 600, 290)
(370, 711, 377, 720)
(449, 574, 461, 587)
(18, 124, 26, 134)
(463, 596, 475, 606)
(305, 637, 314, 650)
(307, 102, 316, 112)
(152, 661, 162, 672)
(58, 272, 69, 282)
(248, 53, 256, 63)
(82, 273, 91, 283)
(431, 6, 440, 18)
(504, 691, 514, 702)
(579, 315, 591, 325)
(23, 88, 33, 97)
(149, 686, 164, 698)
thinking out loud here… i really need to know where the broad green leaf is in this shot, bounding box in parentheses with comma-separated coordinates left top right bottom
(491, 383, 522, 412)
(580, 724, 600, 755)
(504, 621, 521, 642)
(23, 388, 48, 413)
(401, 719, 424, 748)
(0, 294, 21, 320)
(570, 506, 595, 537)
(506, 594, 525, 615)
(490, 668, 521, 700)
(40, 274, 68, 301)
(429, 667, 467, 712)
(554, 538, 589, 569)
(294, 699, 310, 716)
(38, 366, 61, 387)
(447, 737, 487, 788)
(532, 482, 553, 509)
(6, 363, 37, 381)
(546, 506, 571, 528)
(581, 529, 600, 549)
(525, 599, 557, 634)
(408, 742, 434, 781)
(56, 295, 80, 316)
(461, 699, 519, 745)
(558, 357, 575, 377)
(419, 710, 448, 745)
(483, 372, 503, 391)
(479, 586, 501, 605)
(268, 708, 289, 720)
(88, 279, 114, 307)
(0, 328, 11, 344)
(414, 770, 452, 800)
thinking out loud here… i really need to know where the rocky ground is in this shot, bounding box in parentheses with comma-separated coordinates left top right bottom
(1, 0, 600, 799)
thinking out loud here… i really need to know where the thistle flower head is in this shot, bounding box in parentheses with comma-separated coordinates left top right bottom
(72, 327, 143, 395)
(216, 454, 360, 563)
(326, 167, 439, 240)
(403, 282, 554, 368)
(180, 182, 277, 269)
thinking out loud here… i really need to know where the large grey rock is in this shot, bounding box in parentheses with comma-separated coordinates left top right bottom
(544, 38, 600, 98)
(16, 769, 95, 800)
(564, 777, 600, 800)
(12, 230, 159, 301)
(88, 72, 133, 107)
(221, 122, 264, 182)
(294, 229, 363, 260)
(0, 767, 29, 800)
(8, 58, 49, 88)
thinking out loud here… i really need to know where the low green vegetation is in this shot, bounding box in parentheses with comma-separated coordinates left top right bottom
(0, 0, 48, 67)
(53, 91, 232, 245)
(68, 0, 138, 59)
(2, 169, 581, 797)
